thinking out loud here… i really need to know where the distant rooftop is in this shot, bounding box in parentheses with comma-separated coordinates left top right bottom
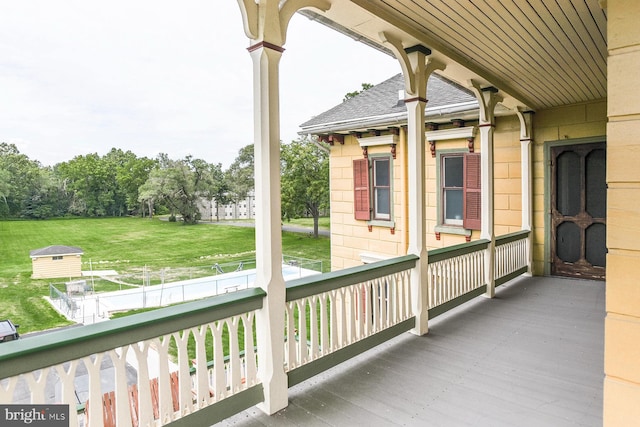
(30, 245, 83, 257)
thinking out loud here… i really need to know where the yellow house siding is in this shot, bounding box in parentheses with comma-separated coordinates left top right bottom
(32, 255, 82, 279)
(604, 1, 640, 424)
(329, 118, 525, 267)
(328, 98, 608, 276)
(329, 134, 405, 269)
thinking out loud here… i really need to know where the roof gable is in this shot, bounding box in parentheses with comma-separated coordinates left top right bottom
(30, 245, 84, 257)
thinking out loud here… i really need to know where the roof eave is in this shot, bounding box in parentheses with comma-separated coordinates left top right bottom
(300, 101, 481, 135)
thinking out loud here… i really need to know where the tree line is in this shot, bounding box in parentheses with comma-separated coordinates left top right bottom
(0, 138, 329, 235)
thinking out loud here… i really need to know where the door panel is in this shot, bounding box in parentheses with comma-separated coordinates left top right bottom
(551, 143, 606, 280)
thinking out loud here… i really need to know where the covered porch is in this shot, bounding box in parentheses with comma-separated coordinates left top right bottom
(221, 275, 604, 426)
(0, 0, 631, 425)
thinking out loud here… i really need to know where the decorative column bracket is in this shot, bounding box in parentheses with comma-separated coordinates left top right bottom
(379, 31, 446, 337)
(468, 80, 501, 300)
(429, 141, 436, 157)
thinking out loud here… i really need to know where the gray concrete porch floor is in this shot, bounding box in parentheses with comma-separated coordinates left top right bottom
(218, 275, 605, 426)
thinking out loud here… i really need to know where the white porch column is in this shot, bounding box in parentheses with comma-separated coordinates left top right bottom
(248, 40, 288, 414)
(238, 0, 330, 414)
(380, 34, 445, 335)
(470, 82, 501, 298)
(517, 109, 534, 275)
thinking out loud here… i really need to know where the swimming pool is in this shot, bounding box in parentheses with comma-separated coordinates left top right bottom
(49, 264, 320, 324)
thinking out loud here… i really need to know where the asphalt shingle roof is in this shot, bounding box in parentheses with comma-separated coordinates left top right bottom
(30, 245, 84, 257)
(300, 73, 477, 132)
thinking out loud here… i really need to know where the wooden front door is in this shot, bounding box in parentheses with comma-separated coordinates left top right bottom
(550, 142, 606, 280)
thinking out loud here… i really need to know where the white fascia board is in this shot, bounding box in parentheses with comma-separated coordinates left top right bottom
(426, 126, 476, 141)
(357, 134, 400, 147)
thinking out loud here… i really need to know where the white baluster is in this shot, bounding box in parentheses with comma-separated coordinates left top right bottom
(131, 341, 154, 426)
(23, 367, 49, 403)
(211, 322, 225, 401)
(320, 294, 329, 356)
(285, 303, 295, 370)
(172, 330, 193, 415)
(329, 289, 339, 351)
(109, 347, 133, 427)
(152, 336, 174, 424)
(309, 297, 319, 360)
(243, 313, 257, 386)
(82, 354, 104, 427)
(228, 318, 241, 393)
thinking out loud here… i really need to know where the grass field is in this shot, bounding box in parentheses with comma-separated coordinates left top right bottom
(0, 217, 330, 334)
(203, 217, 330, 230)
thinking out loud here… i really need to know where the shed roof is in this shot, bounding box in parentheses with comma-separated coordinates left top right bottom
(299, 73, 478, 134)
(29, 245, 84, 257)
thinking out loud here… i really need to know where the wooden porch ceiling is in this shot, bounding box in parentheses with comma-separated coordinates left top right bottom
(301, 0, 607, 112)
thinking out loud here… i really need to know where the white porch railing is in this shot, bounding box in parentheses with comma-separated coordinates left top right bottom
(427, 239, 489, 312)
(494, 230, 531, 285)
(0, 232, 531, 426)
(0, 288, 264, 427)
(284, 255, 416, 382)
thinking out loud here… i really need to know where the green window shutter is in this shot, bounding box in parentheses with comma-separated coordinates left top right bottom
(463, 153, 481, 230)
(353, 158, 371, 220)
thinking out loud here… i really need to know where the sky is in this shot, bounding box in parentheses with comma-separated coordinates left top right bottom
(0, 1, 400, 168)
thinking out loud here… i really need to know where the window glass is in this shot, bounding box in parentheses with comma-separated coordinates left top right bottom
(444, 156, 463, 187)
(373, 158, 391, 220)
(442, 155, 463, 225)
(445, 189, 463, 223)
(374, 159, 390, 186)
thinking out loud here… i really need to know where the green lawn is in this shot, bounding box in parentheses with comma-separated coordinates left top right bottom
(284, 217, 330, 230)
(203, 217, 330, 231)
(0, 217, 330, 334)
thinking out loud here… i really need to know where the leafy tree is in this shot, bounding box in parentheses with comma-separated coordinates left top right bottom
(280, 136, 330, 238)
(201, 162, 229, 221)
(0, 169, 10, 209)
(56, 153, 116, 216)
(226, 144, 254, 203)
(20, 168, 70, 219)
(115, 154, 156, 216)
(0, 143, 46, 217)
(343, 83, 374, 101)
(138, 155, 219, 224)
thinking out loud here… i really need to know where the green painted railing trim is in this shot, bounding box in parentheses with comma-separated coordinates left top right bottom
(165, 384, 263, 427)
(495, 230, 530, 246)
(495, 266, 529, 287)
(286, 255, 418, 302)
(287, 317, 415, 387)
(427, 239, 490, 263)
(428, 285, 488, 319)
(0, 288, 265, 379)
